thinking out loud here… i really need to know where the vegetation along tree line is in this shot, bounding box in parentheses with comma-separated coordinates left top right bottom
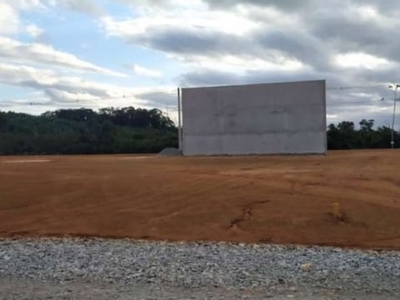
(0, 107, 398, 155)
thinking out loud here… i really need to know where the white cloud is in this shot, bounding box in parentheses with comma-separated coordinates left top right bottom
(334, 52, 390, 70)
(25, 24, 45, 39)
(0, 37, 127, 77)
(101, 8, 259, 38)
(176, 54, 305, 74)
(131, 64, 162, 78)
(47, 0, 103, 16)
(357, 5, 379, 20)
(0, 2, 22, 34)
(7, 0, 45, 10)
(0, 62, 174, 110)
(0, 0, 47, 35)
(114, 0, 205, 12)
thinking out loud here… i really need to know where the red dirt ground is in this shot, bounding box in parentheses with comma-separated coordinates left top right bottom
(0, 150, 400, 249)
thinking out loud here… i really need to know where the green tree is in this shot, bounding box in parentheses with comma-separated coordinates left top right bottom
(327, 119, 400, 150)
(0, 112, 6, 130)
(0, 107, 178, 155)
(358, 119, 374, 148)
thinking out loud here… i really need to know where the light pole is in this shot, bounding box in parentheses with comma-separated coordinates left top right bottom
(388, 84, 400, 148)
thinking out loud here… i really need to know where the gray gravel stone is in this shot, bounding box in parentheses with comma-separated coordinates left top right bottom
(0, 238, 399, 299)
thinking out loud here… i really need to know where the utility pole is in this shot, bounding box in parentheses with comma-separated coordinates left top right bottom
(389, 84, 400, 149)
(177, 88, 182, 152)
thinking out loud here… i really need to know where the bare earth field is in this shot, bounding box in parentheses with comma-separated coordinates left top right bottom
(0, 150, 399, 249)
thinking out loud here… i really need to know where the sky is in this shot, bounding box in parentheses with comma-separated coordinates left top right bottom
(0, 0, 400, 127)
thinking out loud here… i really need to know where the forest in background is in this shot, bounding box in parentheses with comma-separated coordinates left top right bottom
(0, 107, 177, 155)
(327, 119, 398, 149)
(0, 108, 398, 155)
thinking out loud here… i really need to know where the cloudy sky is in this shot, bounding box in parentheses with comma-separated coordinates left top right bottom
(0, 0, 399, 127)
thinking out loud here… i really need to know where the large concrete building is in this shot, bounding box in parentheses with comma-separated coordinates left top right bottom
(180, 80, 327, 156)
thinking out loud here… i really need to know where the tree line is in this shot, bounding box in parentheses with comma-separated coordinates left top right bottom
(0, 108, 398, 155)
(327, 119, 399, 149)
(0, 107, 177, 155)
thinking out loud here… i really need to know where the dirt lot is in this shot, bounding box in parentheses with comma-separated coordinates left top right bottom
(0, 150, 399, 249)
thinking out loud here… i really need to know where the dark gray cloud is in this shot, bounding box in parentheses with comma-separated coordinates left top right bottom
(106, 0, 400, 75)
(254, 29, 331, 71)
(204, 0, 319, 11)
(205, 0, 399, 15)
(125, 26, 258, 58)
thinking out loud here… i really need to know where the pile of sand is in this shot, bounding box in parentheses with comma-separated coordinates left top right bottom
(158, 148, 182, 156)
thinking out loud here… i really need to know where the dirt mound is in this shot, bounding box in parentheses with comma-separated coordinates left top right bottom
(158, 148, 182, 156)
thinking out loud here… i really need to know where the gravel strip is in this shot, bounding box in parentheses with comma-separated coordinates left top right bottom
(0, 238, 400, 299)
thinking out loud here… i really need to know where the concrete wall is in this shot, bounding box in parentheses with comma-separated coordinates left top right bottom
(181, 80, 327, 156)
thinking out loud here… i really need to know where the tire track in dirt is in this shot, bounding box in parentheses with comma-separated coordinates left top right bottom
(146, 203, 200, 223)
(229, 200, 272, 230)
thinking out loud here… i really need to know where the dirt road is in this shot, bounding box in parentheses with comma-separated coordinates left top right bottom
(0, 150, 399, 249)
(1, 278, 398, 300)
